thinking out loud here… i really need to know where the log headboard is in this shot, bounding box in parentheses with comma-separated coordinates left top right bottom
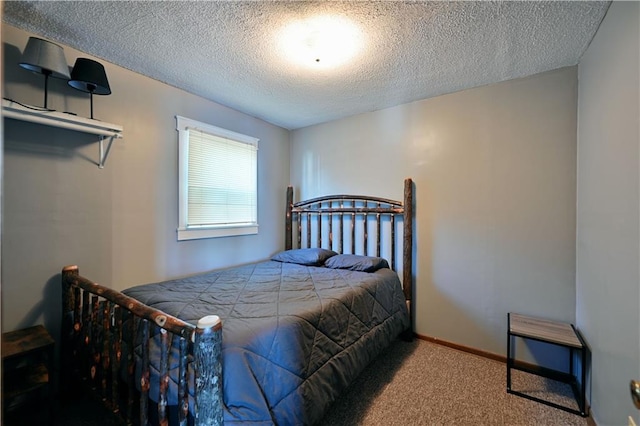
(285, 177, 413, 303)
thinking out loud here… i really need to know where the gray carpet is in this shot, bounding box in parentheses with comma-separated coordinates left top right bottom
(6, 338, 589, 425)
(319, 338, 589, 426)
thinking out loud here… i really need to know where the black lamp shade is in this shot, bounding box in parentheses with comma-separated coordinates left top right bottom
(68, 58, 111, 95)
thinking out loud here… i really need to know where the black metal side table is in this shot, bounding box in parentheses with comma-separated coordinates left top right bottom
(507, 312, 589, 417)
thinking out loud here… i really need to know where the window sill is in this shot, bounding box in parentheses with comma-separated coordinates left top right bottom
(177, 225, 258, 241)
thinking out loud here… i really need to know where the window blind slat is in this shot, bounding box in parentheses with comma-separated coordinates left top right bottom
(186, 128, 257, 227)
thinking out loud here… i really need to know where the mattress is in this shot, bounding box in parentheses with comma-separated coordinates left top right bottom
(123, 260, 410, 425)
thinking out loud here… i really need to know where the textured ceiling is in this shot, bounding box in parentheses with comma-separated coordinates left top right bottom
(3, 1, 610, 130)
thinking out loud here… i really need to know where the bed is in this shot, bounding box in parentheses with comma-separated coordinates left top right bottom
(60, 178, 414, 426)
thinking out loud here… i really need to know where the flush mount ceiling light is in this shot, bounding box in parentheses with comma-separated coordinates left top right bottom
(278, 15, 363, 69)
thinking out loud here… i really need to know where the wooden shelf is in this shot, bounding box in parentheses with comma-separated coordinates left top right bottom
(3, 363, 49, 400)
(2, 325, 54, 359)
(2, 99, 122, 137)
(2, 99, 123, 168)
(2, 325, 55, 419)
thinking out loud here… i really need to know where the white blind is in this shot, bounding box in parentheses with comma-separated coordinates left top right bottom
(187, 128, 257, 228)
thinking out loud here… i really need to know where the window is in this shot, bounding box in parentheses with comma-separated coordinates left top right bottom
(176, 116, 259, 240)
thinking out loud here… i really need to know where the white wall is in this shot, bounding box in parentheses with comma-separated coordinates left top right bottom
(576, 2, 640, 424)
(291, 67, 578, 358)
(1, 25, 291, 340)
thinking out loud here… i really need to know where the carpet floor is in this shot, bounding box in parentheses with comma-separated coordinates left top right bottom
(319, 338, 589, 425)
(4, 338, 590, 425)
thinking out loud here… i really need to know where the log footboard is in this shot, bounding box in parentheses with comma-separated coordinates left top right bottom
(61, 265, 222, 426)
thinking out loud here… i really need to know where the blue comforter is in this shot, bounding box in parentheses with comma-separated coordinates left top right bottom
(123, 260, 409, 425)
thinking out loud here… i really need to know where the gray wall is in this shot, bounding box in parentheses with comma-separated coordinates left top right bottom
(1, 25, 291, 339)
(576, 2, 640, 425)
(6, 10, 639, 423)
(290, 67, 578, 359)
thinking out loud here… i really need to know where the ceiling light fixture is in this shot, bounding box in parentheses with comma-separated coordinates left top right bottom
(279, 15, 363, 69)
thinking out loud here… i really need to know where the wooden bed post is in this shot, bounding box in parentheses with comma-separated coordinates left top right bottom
(61, 265, 80, 391)
(403, 178, 414, 330)
(194, 315, 224, 426)
(285, 185, 293, 250)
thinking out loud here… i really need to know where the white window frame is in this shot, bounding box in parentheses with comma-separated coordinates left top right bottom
(176, 116, 259, 241)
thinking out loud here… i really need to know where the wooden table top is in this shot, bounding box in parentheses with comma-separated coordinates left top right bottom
(2, 325, 54, 359)
(509, 313, 582, 348)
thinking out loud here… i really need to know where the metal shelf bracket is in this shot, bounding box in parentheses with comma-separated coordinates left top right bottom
(98, 135, 117, 169)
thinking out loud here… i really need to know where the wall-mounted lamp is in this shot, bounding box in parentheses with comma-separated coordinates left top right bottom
(68, 58, 111, 120)
(19, 37, 70, 109)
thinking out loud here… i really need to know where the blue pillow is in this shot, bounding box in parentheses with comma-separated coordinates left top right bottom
(271, 248, 338, 266)
(324, 254, 390, 272)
